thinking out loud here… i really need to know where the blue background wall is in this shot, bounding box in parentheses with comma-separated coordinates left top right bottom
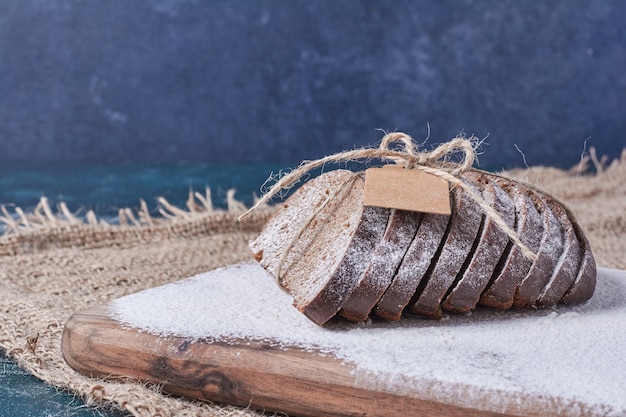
(0, 0, 625, 169)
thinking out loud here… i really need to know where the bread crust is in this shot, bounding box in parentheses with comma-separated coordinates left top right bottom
(442, 176, 515, 314)
(479, 179, 543, 309)
(535, 198, 581, 307)
(339, 209, 421, 322)
(561, 218, 597, 304)
(513, 191, 564, 308)
(374, 212, 450, 321)
(300, 204, 390, 325)
(411, 179, 484, 319)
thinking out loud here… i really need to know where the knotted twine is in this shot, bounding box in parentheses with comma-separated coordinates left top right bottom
(240, 132, 537, 261)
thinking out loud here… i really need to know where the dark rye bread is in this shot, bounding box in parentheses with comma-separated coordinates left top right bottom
(339, 209, 422, 322)
(411, 179, 484, 319)
(250, 169, 356, 280)
(251, 168, 597, 325)
(512, 190, 564, 308)
(374, 211, 450, 321)
(251, 169, 390, 325)
(442, 176, 515, 314)
(279, 174, 390, 325)
(535, 198, 581, 308)
(561, 219, 597, 304)
(479, 180, 543, 309)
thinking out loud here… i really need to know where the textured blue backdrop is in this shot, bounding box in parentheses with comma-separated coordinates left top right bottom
(0, 0, 625, 168)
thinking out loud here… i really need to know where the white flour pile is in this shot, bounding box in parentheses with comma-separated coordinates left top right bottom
(111, 261, 626, 416)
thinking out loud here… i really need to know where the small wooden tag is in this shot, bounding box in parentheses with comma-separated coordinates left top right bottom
(363, 165, 451, 215)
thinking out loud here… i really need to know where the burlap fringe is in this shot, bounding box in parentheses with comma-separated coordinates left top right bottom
(0, 188, 275, 256)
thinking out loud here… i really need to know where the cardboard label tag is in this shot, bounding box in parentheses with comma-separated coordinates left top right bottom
(363, 165, 451, 215)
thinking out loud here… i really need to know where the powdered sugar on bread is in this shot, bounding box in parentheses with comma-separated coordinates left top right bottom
(340, 209, 420, 322)
(375, 212, 450, 321)
(251, 168, 596, 324)
(250, 169, 356, 280)
(411, 180, 483, 318)
(480, 181, 543, 309)
(442, 178, 515, 313)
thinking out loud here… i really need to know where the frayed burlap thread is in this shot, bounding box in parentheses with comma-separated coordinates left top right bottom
(0, 189, 272, 256)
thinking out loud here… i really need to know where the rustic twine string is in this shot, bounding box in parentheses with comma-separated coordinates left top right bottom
(240, 132, 537, 261)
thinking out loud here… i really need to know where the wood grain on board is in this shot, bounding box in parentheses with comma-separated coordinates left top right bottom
(62, 305, 597, 417)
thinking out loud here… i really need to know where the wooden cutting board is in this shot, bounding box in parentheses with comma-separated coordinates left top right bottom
(62, 263, 626, 417)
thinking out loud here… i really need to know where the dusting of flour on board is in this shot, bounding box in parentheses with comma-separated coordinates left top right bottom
(111, 261, 626, 416)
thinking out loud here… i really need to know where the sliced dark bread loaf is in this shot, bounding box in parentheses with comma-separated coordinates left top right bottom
(277, 174, 391, 325)
(339, 209, 422, 322)
(374, 211, 451, 321)
(250, 169, 356, 280)
(479, 180, 543, 309)
(512, 191, 564, 308)
(251, 166, 597, 325)
(535, 198, 581, 308)
(411, 179, 484, 319)
(442, 176, 516, 314)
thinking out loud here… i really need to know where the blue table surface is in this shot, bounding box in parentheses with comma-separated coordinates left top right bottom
(0, 354, 127, 417)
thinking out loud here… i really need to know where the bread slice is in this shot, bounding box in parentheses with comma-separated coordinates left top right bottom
(411, 179, 484, 319)
(479, 180, 543, 309)
(560, 219, 597, 305)
(535, 198, 581, 308)
(512, 191, 564, 308)
(442, 176, 515, 314)
(275, 173, 390, 325)
(374, 211, 450, 321)
(339, 209, 421, 322)
(250, 169, 356, 280)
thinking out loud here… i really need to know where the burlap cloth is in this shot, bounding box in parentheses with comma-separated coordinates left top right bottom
(1, 155, 625, 417)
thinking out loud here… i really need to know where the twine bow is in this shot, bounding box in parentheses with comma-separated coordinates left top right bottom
(240, 132, 537, 261)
